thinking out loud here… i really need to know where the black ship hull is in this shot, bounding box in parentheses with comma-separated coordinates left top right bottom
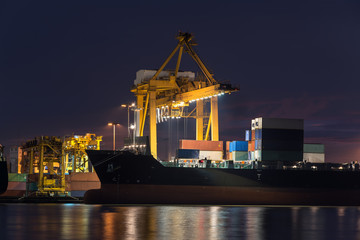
(85, 150, 360, 205)
(0, 161, 8, 195)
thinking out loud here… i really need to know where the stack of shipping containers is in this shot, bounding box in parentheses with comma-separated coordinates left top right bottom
(250, 117, 304, 165)
(303, 144, 325, 163)
(229, 141, 248, 161)
(246, 129, 255, 160)
(178, 140, 223, 166)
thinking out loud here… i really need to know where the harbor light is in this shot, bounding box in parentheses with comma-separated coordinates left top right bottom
(108, 122, 120, 151)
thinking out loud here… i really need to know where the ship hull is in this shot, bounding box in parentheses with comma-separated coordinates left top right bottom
(85, 184, 360, 206)
(84, 150, 360, 205)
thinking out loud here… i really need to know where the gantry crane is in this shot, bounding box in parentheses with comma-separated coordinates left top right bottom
(21, 133, 102, 196)
(63, 133, 102, 173)
(131, 32, 238, 159)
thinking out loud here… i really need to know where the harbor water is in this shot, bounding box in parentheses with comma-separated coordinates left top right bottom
(1, 204, 360, 240)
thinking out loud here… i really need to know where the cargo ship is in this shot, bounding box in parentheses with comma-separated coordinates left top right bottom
(0, 145, 8, 194)
(84, 118, 360, 206)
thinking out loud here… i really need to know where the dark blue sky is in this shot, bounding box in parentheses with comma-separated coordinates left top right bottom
(1, 0, 360, 162)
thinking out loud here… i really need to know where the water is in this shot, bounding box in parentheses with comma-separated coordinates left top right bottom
(1, 204, 360, 240)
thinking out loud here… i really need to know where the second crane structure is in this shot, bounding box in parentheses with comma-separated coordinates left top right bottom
(131, 32, 238, 159)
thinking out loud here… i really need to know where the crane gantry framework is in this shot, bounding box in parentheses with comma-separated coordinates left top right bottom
(131, 32, 238, 159)
(21, 133, 102, 196)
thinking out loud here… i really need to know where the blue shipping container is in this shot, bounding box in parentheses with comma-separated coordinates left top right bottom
(233, 141, 248, 151)
(255, 139, 262, 150)
(177, 149, 200, 159)
(245, 130, 251, 141)
(230, 142, 234, 152)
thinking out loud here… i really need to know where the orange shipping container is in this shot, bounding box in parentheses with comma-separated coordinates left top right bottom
(226, 141, 230, 152)
(179, 139, 223, 151)
(251, 130, 255, 141)
(248, 141, 255, 151)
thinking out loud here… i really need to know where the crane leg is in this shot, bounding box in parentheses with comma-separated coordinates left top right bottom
(211, 96, 219, 141)
(149, 91, 157, 159)
(196, 100, 204, 140)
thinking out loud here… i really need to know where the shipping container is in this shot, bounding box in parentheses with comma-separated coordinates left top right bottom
(251, 119, 256, 130)
(260, 150, 303, 162)
(255, 139, 263, 150)
(248, 141, 255, 152)
(176, 149, 200, 159)
(303, 153, 325, 163)
(260, 129, 304, 140)
(199, 150, 223, 160)
(232, 151, 248, 161)
(261, 139, 303, 151)
(304, 144, 325, 153)
(254, 150, 261, 161)
(179, 139, 223, 151)
(250, 151, 255, 160)
(8, 173, 27, 182)
(255, 117, 304, 130)
(226, 141, 230, 152)
(7, 181, 26, 191)
(255, 129, 259, 139)
(251, 130, 255, 141)
(254, 129, 262, 139)
(245, 130, 251, 141)
(255, 118, 260, 129)
(230, 141, 248, 152)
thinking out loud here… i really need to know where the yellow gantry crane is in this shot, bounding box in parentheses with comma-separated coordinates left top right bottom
(63, 133, 102, 173)
(131, 32, 238, 159)
(21, 133, 102, 196)
(21, 136, 66, 196)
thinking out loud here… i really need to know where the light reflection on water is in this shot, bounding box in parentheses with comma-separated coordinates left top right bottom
(1, 204, 360, 240)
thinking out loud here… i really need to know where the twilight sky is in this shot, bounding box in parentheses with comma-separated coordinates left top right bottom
(1, 0, 360, 162)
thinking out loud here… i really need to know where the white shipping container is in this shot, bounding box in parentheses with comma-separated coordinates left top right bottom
(254, 150, 261, 161)
(248, 151, 255, 160)
(199, 150, 223, 160)
(255, 118, 260, 129)
(251, 119, 256, 130)
(303, 153, 325, 163)
(255, 117, 304, 130)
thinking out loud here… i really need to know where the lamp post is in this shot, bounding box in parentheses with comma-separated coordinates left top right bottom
(108, 122, 120, 150)
(130, 124, 136, 145)
(121, 102, 136, 138)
